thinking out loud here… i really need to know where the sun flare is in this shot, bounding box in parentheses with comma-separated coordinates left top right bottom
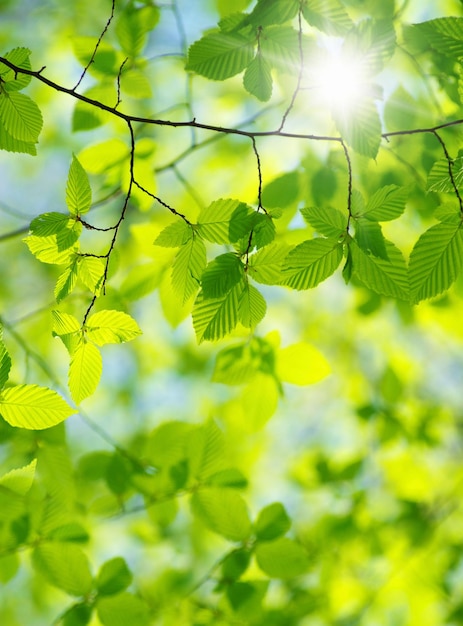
(308, 41, 370, 117)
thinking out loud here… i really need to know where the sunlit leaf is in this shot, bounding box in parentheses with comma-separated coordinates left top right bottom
(350, 238, 409, 299)
(191, 487, 252, 541)
(66, 155, 92, 216)
(0, 91, 42, 142)
(255, 537, 309, 578)
(255, 502, 291, 541)
(281, 237, 343, 290)
(0, 385, 76, 429)
(85, 310, 142, 346)
(96, 592, 150, 626)
(409, 220, 463, 303)
(171, 235, 207, 302)
(238, 282, 266, 329)
(186, 32, 254, 80)
(302, 0, 353, 36)
(192, 280, 243, 342)
(277, 342, 330, 385)
(243, 52, 273, 101)
(0, 459, 36, 495)
(0, 340, 11, 389)
(69, 341, 102, 404)
(96, 557, 132, 596)
(33, 542, 93, 596)
(301, 206, 347, 238)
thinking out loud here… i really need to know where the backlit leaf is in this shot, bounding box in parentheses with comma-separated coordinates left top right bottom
(198, 198, 253, 244)
(55, 257, 79, 303)
(96, 592, 150, 626)
(154, 219, 192, 247)
(301, 206, 347, 238)
(350, 238, 409, 299)
(191, 487, 252, 541)
(333, 97, 382, 158)
(255, 537, 309, 578)
(69, 342, 102, 404)
(192, 280, 243, 342)
(238, 282, 266, 329)
(0, 91, 42, 142)
(409, 220, 463, 303)
(201, 253, 244, 298)
(96, 557, 132, 596)
(0, 385, 76, 429)
(243, 52, 273, 101)
(66, 155, 92, 216)
(281, 237, 343, 290)
(186, 32, 254, 80)
(255, 502, 291, 541)
(302, 0, 353, 36)
(277, 342, 330, 385)
(33, 542, 93, 596)
(362, 185, 408, 221)
(85, 310, 142, 346)
(0, 459, 36, 495)
(248, 242, 292, 285)
(171, 235, 207, 302)
(0, 340, 11, 389)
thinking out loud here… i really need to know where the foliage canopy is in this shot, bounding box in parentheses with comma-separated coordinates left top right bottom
(1, 0, 463, 624)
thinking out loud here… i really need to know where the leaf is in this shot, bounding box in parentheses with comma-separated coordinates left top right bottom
(115, 4, 160, 57)
(66, 155, 92, 216)
(302, 0, 353, 36)
(409, 220, 463, 303)
(52, 311, 82, 355)
(255, 502, 291, 541)
(362, 185, 408, 221)
(247, 0, 299, 27)
(212, 342, 259, 385)
(171, 235, 207, 303)
(69, 342, 103, 404)
(301, 206, 347, 238)
(415, 17, 463, 59)
(77, 256, 104, 294)
(238, 282, 266, 329)
(255, 537, 309, 578)
(261, 171, 299, 208)
(154, 219, 192, 247)
(29, 212, 72, 237)
(0, 459, 37, 495)
(186, 32, 254, 80)
(344, 18, 396, 76)
(55, 257, 79, 303)
(198, 198, 253, 244)
(0, 340, 11, 389)
(201, 253, 244, 298)
(222, 548, 252, 581)
(248, 242, 292, 285)
(0, 116, 36, 155)
(281, 238, 343, 290)
(96, 592, 150, 626)
(24, 235, 78, 265)
(427, 157, 463, 194)
(85, 310, 142, 346)
(96, 557, 133, 596)
(354, 218, 389, 259)
(350, 238, 409, 300)
(243, 52, 273, 101)
(0, 91, 42, 142)
(277, 342, 331, 385)
(187, 420, 226, 481)
(32, 542, 93, 596)
(0, 47, 32, 91)
(333, 97, 382, 158)
(260, 26, 302, 75)
(192, 281, 243, 343)
(0, 385, 76, 429)
(191, 487, 252, 541)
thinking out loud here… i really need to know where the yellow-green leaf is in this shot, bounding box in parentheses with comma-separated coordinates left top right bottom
(277, 342, 330, 385)
(86, 310, 142, 346)
(69, 342, 102, 404)
(0, 385, 76, 429)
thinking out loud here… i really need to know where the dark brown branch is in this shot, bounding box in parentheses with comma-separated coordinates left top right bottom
(340, 139, 353, 230)
(133, 179, 192, 223)
(432, 130, 463, 213)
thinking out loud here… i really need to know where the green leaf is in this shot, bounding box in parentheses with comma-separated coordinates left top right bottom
(415, 17, 463, 59)
(0, 385, 76, 429)
(344, 18, 396, 76)
(191, 487, 252, 541)
(66, 155, 92, 216)
(281, 238, 343, 290)
(222, 548, 252, 581)
(362, 185, 408, 221)
(30, 212, 72, 237)
(171, 235, 207, 303)
(187, 420, 226, 481)
(201, 253, 244, 298)
(212, 342, 259, 385)
(301, 206, 347, 238)
(409, 220, 463, 303)
(277, 341, 330, 385)
(55, 256, 79, 303)
(261, 171, 299, 208)
(238, 282, 266, 329)
(154, 219, 192, 247)
(85, 310, 142, 346)
(59, 602, 92, 626)
(354, 218, 389, 259)
(24, 235, 78, 265)
(247, 0, 299, 27)
(0, 116, 36, 154)
(255, 502, 291, 541)
(350, 238, 409, 300)
(252, 213, 276, 249)
(260, 26, 302, 75)
(0, 47, 32, 91)
(77, 256, 104, 294)
(255, 537, 309, 578)
(96, 593, 150, 626)
(0, 459, 36, 495)
(248, 242, 292, 285)
(427, 157, 463, 194)
(115, 4, 160, 57)
(192, 280, 243, 343)
(32, 542, 93, 596)
(69, 342, 102, 404)
(186, 32, 254, 80)
(96, 557, 133, 596)
(226, 581, 268, 618)
(243, 52, 273, 101)
(52, 311, 82, 355)
(0, 91, 42, 142)
(333, 97, 382, 158)
(0, 340, 11, 389)
(302, 0, 353, 36)
(198, 198, 253, 244)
